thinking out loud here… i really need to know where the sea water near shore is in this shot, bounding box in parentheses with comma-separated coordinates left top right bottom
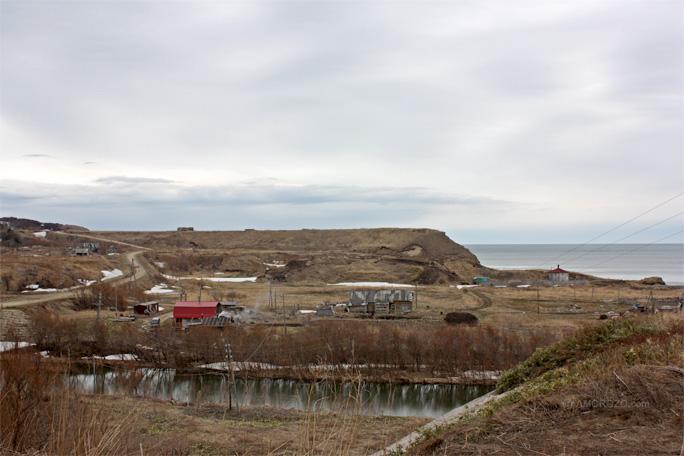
(467, 244, 684, 285)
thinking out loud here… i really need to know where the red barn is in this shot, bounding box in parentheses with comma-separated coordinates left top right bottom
(173, 301, 220, 329)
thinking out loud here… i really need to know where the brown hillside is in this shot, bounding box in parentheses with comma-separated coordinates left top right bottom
(95, 228, 487, 284)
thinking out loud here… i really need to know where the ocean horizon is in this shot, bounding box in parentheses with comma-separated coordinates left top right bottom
(466, 243, 684, 285)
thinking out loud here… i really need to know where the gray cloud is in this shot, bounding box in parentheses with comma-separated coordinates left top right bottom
(0, 1, 682, 241)
(95, 176, 175, 185)
(22, 153, 52, 158)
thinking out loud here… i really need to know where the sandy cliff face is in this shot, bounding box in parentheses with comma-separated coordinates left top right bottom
(102, 228, 486, 284)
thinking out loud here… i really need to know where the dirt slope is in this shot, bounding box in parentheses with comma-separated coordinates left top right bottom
(94, 228, 488, 284)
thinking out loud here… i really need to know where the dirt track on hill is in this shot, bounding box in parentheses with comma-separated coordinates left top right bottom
(0, 250, 151, 309)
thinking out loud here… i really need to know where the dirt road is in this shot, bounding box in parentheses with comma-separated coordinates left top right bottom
(0, 250, 152, 309)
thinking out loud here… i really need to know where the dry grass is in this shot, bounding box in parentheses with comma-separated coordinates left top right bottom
(0, 352, 137, 455)
(409, 315, 684, 455)
(0, 351, 425, 456)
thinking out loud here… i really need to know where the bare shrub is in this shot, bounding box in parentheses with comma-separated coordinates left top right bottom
(444, 312, 479, 325)
(0, 352, 133, 455)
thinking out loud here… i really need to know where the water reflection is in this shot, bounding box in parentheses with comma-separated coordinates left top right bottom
(67, 368, 492, 418)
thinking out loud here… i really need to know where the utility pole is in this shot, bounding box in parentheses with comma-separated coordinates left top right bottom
(414, 284, 418, 310)
(536, 288, 540, 315)
(198, 281, 203, 303)
(96, 290, 102, 321)
(130, 258, 137, 288)
(649, 290, 654, 314)
(224, 342, 238, 411)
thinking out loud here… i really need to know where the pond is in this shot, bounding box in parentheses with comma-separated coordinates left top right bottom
(67, 368, 493, 418)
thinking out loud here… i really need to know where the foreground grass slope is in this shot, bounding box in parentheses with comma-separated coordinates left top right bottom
(409, 315, 684, 455)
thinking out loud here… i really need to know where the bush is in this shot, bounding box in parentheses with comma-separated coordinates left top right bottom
(444, 312, 479, 325)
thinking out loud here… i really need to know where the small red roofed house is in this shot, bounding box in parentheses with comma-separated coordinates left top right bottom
(548, 265, 570, 283)
(173, 301, 220, 329)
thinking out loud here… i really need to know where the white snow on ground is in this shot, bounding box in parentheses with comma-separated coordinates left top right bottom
(33, 231, 47, 238)
(199, 361, 278, 371)
(145, 284, 176, 294)
(154, 262, 166, 268)
(101, 269, 124, 280)
(263, 262, 286, 268)
(298, 310, 316, 314)
(78, 279, 96, 286)
(162, 274, 257, 283)
(329, 282, 415, 288)
(26, 284, 39, 290)
(0, 341, 35, 352)
(104, 354, 138, 361)
(206, 277, 257, 283)
(87, 354, 138, 361)
(517, 284, 531, 288)
(453, 284, 479, 289)
(22, 287, 59, 293)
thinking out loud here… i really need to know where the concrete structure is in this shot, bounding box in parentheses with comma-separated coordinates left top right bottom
(177, 227, 194, 231)
(133, 301, 159, 316)
(548, 265, 570, 283)
(347, 289, 415, 315)
(74, 242, 99, 256)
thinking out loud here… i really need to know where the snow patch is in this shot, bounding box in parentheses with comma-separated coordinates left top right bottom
(0, 341, 35, 352)
(101, 269, 124, 280)
(330, 282, 415, 288)
(453, 284, 479, 290)
(145, 284, 176, 294)
(162, 274, 257, 283)
(33, 231, 47, 238)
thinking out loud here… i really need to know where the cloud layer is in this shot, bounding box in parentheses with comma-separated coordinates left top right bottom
(0, 1, 682, 242)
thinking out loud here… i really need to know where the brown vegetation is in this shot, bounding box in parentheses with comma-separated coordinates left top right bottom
(28, 314, 566, 376)
(409, 316, 684, 455)
(0, 351, 133, 455)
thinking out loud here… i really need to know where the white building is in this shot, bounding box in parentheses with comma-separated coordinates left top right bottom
(548, 265, 570, 283)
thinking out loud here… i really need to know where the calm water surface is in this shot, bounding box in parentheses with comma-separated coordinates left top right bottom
(67, 368, 492, 418)
(467, 244, 683, 285)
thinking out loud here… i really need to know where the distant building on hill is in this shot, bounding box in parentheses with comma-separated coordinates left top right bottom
(177, 227, 194, 231)
(548, 265, 569, 283)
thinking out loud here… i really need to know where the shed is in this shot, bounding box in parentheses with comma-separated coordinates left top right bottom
(173, 301, 220, 328)
(548, 265, 570, 283)
(134, 301, 159, 316)
(473, 277, 490, 285)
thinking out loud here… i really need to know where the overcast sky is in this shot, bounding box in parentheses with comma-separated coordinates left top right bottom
(1, 0, 682, 243)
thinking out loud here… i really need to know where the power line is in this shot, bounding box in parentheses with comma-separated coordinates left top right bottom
(550, 191, 684, 265)
(584, 229, 684, 270)
(563, 210, 684, 264)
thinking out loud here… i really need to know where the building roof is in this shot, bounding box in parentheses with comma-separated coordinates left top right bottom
(548, 265, 569, 274)
(173, 301, 219, 319)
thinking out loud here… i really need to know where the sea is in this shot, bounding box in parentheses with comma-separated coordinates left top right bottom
(466, 244, 684, 286)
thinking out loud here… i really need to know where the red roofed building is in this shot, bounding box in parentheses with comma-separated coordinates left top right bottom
(548, 265, 569, 283)
(173, 301, 220, 328)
